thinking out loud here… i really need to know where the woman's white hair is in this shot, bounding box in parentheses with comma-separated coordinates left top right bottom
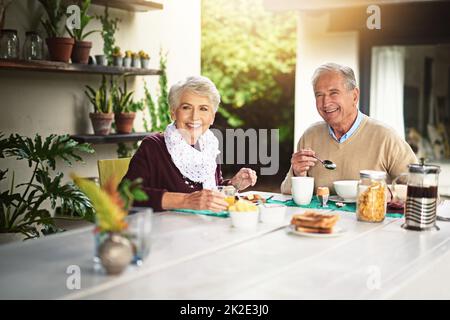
(168, 75, 221, 113)
(311, 63, 357, 91)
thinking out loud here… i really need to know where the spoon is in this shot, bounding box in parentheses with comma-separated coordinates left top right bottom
(312, 155, 336, 170)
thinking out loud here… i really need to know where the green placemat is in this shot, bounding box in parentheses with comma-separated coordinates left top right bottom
(267, 197, 404, 219)
(171, 208, 229, 218)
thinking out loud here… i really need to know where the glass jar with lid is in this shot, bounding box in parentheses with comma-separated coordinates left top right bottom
(23, 31, 44, 60)
(356, 170, 387, 222)
(0, 29, 20, 59)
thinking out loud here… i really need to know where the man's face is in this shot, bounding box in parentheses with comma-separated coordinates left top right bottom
(314, 71, 359, 129)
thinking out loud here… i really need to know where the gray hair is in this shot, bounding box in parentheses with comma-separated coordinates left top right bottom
(168, 75, 221, 113)
(311, 63, 357, 91)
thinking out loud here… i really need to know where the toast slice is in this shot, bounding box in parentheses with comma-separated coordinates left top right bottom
(290, 211, 339, 229)
(295, 226, 334, 234)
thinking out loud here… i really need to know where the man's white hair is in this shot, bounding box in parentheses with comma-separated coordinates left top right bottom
(311, 63, 357, 91)
(168, 75, 221, 113)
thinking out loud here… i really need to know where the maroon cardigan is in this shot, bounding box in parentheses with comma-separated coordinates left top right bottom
(123, 133, 229, 211)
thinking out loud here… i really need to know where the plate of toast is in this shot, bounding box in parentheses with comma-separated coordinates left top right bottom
(287, 211, 347, 238)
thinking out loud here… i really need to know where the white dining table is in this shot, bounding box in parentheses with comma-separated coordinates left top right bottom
(1, 192, 450, 300)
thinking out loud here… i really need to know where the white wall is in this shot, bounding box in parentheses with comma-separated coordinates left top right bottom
(0, 0, 201, 191)
(294, 11, 359, 145)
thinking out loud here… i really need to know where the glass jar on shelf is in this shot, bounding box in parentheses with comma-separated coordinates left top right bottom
(0, 29, 20, 59)
(356, 170, 387, 223)
(23, 31, 43, 60)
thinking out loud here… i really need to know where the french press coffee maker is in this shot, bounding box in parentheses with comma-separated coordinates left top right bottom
(401, 159, 441, 231)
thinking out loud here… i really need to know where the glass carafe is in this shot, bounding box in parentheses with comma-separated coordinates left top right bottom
(401, 160, 440, 231)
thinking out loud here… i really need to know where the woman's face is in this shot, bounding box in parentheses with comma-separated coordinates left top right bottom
(172, 90, 215, 145)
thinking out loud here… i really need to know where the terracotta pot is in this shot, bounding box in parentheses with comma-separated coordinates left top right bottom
(114, 112, 136, 134)
(89, 112, 114, 135)
(46, 37, 74, 62)
(71, 40, 92, 64)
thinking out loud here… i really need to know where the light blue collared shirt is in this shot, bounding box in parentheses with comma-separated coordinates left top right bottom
(328, 110, 364, 143)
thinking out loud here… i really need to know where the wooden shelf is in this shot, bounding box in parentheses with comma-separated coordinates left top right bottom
(71, 132, 152, 144)
(91, 0, 163, 12)
(0, 59, 160, 76)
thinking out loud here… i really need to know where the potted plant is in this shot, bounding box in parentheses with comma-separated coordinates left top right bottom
(66, 0, 98, 64)
(112, 77, 135, 134)
(39, 0, 74, 62)
(131, 52, 141, 68)
(139, 50, 150, 69)
(85, 75, 114, 135)
(112, 46, 123, 67)
(0, 133, 95, 244)
(96, 5, 120, 66)
(72, 174, 148, 274)
(123, 50, 132, 67)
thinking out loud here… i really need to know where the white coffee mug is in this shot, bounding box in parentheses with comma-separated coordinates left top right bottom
(291, 176, 314, 205)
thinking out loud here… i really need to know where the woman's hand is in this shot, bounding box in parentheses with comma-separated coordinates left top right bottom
(230, 168, 257, 191)
(182, 189, 229, 212)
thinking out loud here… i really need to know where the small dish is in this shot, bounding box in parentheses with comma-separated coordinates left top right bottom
(328, 195, 356, 204)
(286, 224, 347, 238)
(229, 209, 259, 229)
(259, 204, 287, 225)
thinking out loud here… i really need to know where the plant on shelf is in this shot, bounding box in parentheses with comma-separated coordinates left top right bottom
(116, 100, 146, 158)
(0, 133, 95, 243)
(123, 50, 132, 68)
(138, 50, 150, 69)
(112, 46, 123, 67)
(142, 51, 170, 133)
(96, 5, 120, 66)
(66, 0, 99, 64)
(72, 174, 148, 274)
(85, 75, 114, 135)
(131, 52, 141, 68)
(38, 0, 74, 62)
(112, 76, 135, 134)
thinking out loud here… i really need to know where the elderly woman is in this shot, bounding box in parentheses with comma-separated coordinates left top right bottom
(123, 75, 257, 212)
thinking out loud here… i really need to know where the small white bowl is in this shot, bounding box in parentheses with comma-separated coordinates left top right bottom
(229, 209, 259, 229)
(259, 204, 287, 225)
(333, 180, 358, 201)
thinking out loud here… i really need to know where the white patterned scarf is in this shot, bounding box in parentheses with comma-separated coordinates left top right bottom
(164, 122, 220, 189)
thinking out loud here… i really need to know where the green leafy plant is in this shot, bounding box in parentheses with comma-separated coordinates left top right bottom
(0, 133, 95, 239)
(111, 77, 134, 114)
(143, 51, 171, 133)
(66, 0, 99, 41)
(112, 46, 123, 58)
(39, 0, 67, 38)
(97, 5, 120, 65)
(201, 0, 296, 128)
(85, 75, 113, 113)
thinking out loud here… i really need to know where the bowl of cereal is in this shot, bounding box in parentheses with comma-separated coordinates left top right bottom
(333, 180, 358, 201)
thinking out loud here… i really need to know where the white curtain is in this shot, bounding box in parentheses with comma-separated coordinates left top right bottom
(370, 46, 406, 139)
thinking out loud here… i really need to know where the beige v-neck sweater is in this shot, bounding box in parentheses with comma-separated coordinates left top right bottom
(280, 114, 417, 194)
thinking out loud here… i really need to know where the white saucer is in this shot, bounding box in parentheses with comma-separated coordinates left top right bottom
(286, 225, 347, 238)
(328, 195, 356, 204)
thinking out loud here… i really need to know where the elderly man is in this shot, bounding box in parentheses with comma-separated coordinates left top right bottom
(281, 63, 417, 194)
